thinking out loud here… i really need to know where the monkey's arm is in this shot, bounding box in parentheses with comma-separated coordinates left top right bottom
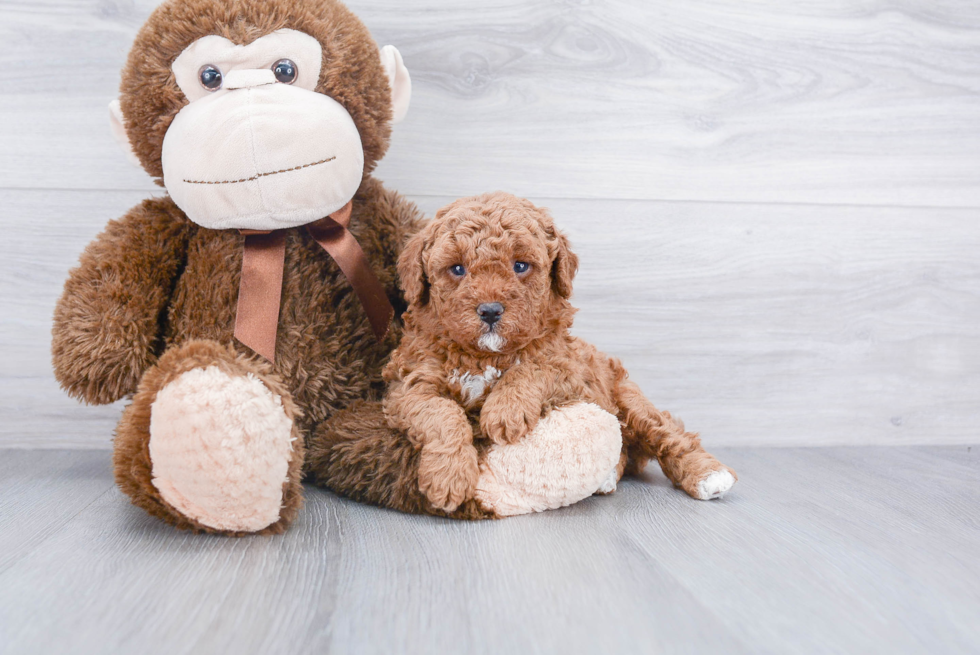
(52, 197, 194, 405)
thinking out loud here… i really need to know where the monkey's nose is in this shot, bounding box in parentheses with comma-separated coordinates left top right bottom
(477, 302, 504, 326)
(224, 69, 277, 90)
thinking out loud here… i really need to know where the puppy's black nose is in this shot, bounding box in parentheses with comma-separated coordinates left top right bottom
(477, 302, 504, 325)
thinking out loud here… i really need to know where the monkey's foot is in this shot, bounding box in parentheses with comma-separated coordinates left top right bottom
(114, 340, 304, 535)
(473, 403, 622, 517)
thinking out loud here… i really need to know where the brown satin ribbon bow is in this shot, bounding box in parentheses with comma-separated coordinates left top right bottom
(234, 200, 393, 362)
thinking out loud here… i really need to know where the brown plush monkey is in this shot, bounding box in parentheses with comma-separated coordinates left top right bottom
(52, 0, 422, 535)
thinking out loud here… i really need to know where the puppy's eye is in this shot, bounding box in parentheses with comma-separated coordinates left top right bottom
(513, 261, 530, 274)
(449, 264, 466, 277)
(199, 65, 223, 91)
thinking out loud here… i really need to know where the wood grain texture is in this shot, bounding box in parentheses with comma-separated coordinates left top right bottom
(1, 0, 978, 447)
(0, 450, 114, 575)
(6, 188, 977, 447)
(0, 0, 979, 206)
(0, 446, 977, 654)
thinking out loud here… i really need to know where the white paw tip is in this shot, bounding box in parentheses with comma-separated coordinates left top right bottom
(697, 470, 735, 500)
(596, 466, 619, 494)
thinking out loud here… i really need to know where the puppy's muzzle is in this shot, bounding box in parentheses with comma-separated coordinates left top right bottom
(477, 302, 504, 327)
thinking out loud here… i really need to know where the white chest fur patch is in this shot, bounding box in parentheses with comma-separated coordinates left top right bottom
(449, 366, 502, 407)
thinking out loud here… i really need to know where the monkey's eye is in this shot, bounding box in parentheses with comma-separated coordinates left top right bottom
(272, 59, 298, 84)
(513, 261, 530, 274)
(449, 264, 466, 277)
(198, 65, 222, 91)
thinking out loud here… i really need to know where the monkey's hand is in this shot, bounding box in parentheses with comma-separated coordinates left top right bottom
(52, 199, 193, 405)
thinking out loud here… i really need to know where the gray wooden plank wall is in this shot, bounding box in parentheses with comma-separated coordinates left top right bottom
(1, 0, 978, 447)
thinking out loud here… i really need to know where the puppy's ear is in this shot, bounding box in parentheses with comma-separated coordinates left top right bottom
(398, 230, 429, 307)
(551, 230, 579, 299)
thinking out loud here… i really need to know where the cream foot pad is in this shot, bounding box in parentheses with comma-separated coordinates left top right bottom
(474, 402, 622, 517)
(148, 366, 294, 532)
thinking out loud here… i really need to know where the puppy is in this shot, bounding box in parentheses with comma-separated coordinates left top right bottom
(382, 191, 737, 513)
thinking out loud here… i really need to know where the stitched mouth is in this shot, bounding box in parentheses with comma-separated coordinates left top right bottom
(183, 156, 336, 185)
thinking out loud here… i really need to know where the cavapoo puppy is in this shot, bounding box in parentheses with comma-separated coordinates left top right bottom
(308, 192, 736, 517)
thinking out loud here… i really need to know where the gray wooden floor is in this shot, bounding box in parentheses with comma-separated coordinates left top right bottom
(1, 446, 978, 654)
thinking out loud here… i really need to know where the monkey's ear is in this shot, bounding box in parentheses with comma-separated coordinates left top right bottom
(551, 230, 579, 299)
(379, 45, 411, 124)
(397, 231, 429, 307)
(108, 99, 142, 168)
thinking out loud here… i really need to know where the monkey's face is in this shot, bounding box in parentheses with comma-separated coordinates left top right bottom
(161, 29, 365, 231)
(111, 0, 411, 232)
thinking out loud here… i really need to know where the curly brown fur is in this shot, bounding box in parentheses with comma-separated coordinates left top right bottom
(382, 192, 736, 509)
(52, 0, 423, 533)
(113, 340, 305, 536)
(306, 400, 494, 519)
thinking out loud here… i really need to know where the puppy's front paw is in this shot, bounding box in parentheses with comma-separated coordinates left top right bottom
(480, 392, 540, 445)
(418, 444, 480, 513)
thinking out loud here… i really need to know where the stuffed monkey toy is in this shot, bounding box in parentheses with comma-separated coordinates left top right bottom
(53, 0, 419, 535)
(55, 0, 627, 534)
